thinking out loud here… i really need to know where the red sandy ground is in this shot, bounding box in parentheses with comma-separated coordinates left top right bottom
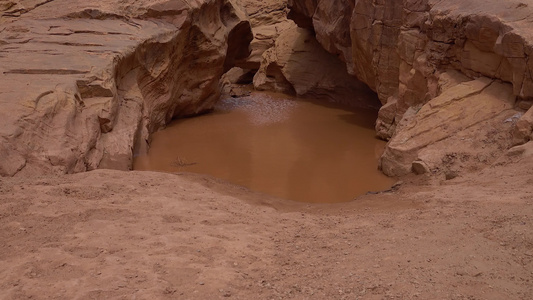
(1, 151, 532, 299)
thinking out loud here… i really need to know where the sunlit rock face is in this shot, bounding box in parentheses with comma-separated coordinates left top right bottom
(288, 0, 533, 176)
(0, 0, 252, 176)
(233, 0, 296, 71)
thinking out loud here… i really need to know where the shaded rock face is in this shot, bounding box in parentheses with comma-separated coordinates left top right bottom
(253, 26, 379, 109)
(220, 0, 377, 109)
(220, 0, 298, 100)
(0, 0, 252, 176)
(289, 0, 533, 176)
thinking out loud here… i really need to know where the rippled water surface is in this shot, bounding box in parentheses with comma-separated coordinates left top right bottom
(134, 92, 396, 203)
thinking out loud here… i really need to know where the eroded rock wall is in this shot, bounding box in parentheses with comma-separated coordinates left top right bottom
(233, 0, 296, 70)
(289, 0, 533, 176)
(0, 0, 251, 176)
(253, 26, 379, 109)
(246, 0, 379, 109)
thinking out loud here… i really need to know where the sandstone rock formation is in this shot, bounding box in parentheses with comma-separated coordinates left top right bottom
(288, 0, 533, 176)
(219, 0, 297, 99)
(253, 26, 379, 109)
(380, 77, 518, 176)
(514, 106, 533, 144)
(0, 0, 252, 176)
(3, 0, 533, 179)
(234, 0, 295, 71)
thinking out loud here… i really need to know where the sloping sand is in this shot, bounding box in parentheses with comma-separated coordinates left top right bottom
(1, 148, 532, 299)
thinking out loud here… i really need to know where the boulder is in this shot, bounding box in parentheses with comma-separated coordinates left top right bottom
(380, 78, 517, 176)
(219, 67, 254, 97)
(513, 106, 533, 144)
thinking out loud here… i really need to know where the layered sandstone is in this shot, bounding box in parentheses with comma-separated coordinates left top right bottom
(253, 26, 379, 108)
(221, 0, 379, 108)
(3, 0, 533, 178)
(380, 77, 518, 176)
(234, 0, 295, 70)
(219, 0, 296, 97)
(288, 0, 533, 176)
(0, 0, 252, 176)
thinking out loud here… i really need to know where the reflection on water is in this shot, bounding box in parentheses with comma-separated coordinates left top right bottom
(134, 92, 396, 203)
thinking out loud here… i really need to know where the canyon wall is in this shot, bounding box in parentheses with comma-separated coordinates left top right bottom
(288, 0, 533, 176)
(233, 0, 295, 70)
(240, 0, 379, 109)
(3, 0, 533, 178)
(252, 26, 379, 109)
(0, 0, 252, 176)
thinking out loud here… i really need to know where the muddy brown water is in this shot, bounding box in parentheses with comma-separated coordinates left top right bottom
(134, 92, 396, 203)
